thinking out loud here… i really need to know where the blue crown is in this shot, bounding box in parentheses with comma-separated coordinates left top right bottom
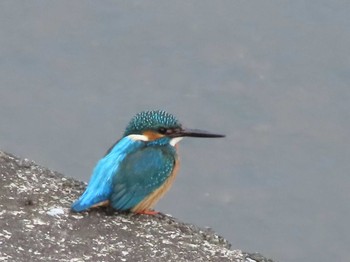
(123, 110, 181, 136)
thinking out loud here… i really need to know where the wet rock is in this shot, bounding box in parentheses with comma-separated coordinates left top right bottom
(0, 151, 274, 262)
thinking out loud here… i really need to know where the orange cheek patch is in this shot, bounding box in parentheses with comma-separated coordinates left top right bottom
(143, 130, 164, 141)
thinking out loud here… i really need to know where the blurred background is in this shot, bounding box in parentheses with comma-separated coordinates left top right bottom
(1, 1, 349, 261)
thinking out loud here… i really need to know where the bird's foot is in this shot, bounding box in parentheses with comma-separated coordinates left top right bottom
(136, 210, 159, 215)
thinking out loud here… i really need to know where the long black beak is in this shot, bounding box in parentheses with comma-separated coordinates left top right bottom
(170, 128, 225, 138)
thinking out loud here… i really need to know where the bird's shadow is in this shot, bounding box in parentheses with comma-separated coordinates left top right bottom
(95, 206, 167, 220)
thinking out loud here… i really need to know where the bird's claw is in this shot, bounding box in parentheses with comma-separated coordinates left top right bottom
(136, 210, 159, 215)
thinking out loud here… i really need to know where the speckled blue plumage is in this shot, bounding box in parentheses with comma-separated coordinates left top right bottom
(111, 139, 176, 210)
(124, 110, 181, 136)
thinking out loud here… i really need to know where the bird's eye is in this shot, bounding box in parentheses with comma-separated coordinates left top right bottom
(158, 127, 167, 134)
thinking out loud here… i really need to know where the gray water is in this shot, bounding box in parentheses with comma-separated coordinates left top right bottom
(1, 1, 350, 261)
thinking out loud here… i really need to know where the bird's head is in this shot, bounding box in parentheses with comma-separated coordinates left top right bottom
(123, 110, 224, 145)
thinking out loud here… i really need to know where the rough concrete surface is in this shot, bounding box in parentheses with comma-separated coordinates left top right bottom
(0, 151, 274, 262)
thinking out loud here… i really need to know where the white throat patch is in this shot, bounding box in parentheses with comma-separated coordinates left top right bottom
(170, 137, 183, 146)
(128, 134, 149, 141)
(128, 134, 182, 147)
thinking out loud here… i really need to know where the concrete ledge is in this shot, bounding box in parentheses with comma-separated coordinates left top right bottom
(0, 151, 274, 262)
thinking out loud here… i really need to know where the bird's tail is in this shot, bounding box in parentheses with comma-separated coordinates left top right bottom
(71, 190, 109, 212)
(71, 198, 89, 212)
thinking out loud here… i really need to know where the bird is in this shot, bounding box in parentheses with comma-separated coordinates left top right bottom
(71, 110, 224, 215)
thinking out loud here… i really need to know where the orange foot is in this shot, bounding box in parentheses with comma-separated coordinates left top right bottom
(136, 210, 159, 215)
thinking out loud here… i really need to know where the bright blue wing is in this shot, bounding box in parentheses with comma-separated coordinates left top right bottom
(71, 136, 144, 212)
(110, 145, 176, 211)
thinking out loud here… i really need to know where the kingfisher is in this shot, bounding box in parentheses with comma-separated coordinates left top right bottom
(71, 110, 224, 215)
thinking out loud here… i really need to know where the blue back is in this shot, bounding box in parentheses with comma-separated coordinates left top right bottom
(71, 136, 144, 212)
(71, 136, 176, 212)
